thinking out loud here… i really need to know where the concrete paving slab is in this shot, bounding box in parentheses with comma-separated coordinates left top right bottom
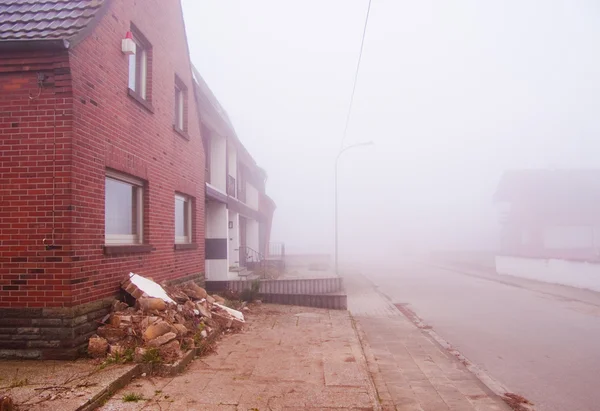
(0, 359, 138, 411)
(99, 304, 379, 410)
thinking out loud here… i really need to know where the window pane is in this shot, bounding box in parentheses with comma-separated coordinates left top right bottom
(106, 178, 137, 235)
(175, 196, 186, 237)
(139, 49, 147, 99)
(174, 87, 181, 128)
(178, 89, 184, 129)
(128, 53, 136, 91)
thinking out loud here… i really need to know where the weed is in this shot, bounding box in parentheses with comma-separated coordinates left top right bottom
(122, 392, 144, 402)
(142, 348, 161, 364)
(9, 378, 28, 388)
(224, 299, 244, 310)
(221, 289, 240, 301)
(99, 347, 134, 369)
(240, 279, 260, 302)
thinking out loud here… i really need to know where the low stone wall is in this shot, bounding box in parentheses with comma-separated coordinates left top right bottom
(0, 297, 115, 360)
(206, 277, 344, 295)
(259, 293, 347, 310)
(496, 255, 600, 292)
(206, 277, 347, 310)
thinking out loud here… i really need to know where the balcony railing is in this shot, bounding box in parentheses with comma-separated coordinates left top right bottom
(237, 179, 246, 203)
(227, 175, 236, 197)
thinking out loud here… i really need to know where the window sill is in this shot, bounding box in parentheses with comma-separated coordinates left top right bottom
(174, 243, 198, 251)
(173, 125, 189, 140)
(127, 89, 154, 113)
(104, 244, 153, 255)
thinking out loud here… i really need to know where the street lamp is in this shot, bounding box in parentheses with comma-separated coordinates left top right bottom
(335, 141, 374, 276)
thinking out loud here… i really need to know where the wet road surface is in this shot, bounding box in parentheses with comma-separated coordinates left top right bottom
(363, 260, 600, 411)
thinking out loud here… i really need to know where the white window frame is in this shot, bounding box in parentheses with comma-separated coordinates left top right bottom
(128, 40, 148, 99)
(105, 170, 144, 245)
(174, 85, 184, 130)
(174, 194, 192, 244)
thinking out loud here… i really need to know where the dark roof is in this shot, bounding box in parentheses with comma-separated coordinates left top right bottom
(0, 0, 106, 43)
(191, 65, 264, 176)
(494, 169, 600, 202)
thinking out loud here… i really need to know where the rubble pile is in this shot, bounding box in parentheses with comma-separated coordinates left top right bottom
(88, 272, 245, 364)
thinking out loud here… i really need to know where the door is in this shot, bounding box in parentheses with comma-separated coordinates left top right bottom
(239, 216, 247, 267)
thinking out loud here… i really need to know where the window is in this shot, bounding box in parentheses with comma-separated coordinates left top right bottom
(105, 170, 143, 245)
(174, 85, 184, 129)
(543, 226, 594, 249)
(127, 25, 151, 100)
(175, 194, 192, 244)
(173, 75, 187, 132)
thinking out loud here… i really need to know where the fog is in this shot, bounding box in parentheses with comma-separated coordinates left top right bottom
(182, 0, 600, 261)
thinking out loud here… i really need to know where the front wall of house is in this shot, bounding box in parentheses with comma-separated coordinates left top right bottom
(67, 0, 205, 305)
(500, 198, 600, 260)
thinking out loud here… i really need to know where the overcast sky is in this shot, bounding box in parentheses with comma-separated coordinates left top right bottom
(182, 0, 600, 260)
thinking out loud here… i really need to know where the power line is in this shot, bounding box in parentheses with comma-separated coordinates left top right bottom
(339, 0, 372, 150)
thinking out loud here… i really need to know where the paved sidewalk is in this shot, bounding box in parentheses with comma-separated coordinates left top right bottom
(100, 304, 378, 410)
(346, 274, 510, 411)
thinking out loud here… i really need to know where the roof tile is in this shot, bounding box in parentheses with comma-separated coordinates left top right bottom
(0, 0, 105, 42)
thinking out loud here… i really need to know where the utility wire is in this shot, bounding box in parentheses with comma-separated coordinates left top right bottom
(339, 0, 372, 150)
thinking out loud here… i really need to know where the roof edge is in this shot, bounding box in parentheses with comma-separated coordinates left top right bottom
(0, 39, 69, 51)
(67, 0, 114, 49)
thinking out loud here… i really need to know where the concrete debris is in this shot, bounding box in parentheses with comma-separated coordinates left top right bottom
(88, 272, 249, 364)
(148, 332, 177, 348)
(123, 272, 176, 304)
(158, 339, 182, 363)
(109, 344, 125, 355)
(173, 323, 189, 336)
(138, 297, 167, 311)
(96, 326, 127, 343)
(214, 303, 245, 322)
(87, 336, 108, 358)
(196, 301, 212, 318)
(182, 283, 208, 300)
(143, 320, 174, 341)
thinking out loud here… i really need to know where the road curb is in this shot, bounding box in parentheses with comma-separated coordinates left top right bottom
(355, 272, 515, 410)
(393, 302, 510, 399)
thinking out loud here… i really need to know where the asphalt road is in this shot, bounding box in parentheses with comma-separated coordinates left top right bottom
(364, 260, 600, 411)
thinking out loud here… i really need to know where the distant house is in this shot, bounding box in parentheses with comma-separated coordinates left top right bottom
(494, 170, 600, 291)
(192, 68, 277, 280)
(0, 0, 205, 358)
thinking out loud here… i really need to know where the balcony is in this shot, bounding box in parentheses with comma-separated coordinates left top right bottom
(237, 179, 246, 203)
(227, 175, 236, 197)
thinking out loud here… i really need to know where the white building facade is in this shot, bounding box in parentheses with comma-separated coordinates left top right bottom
(193, 68, 276, 281)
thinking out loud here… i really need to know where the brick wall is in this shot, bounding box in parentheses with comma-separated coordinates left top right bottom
(0, 50, 75, 309)
(0, 0, 205, 358)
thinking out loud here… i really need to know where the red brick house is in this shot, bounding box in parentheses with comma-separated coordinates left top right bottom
(495, 170, 600, 291)
(0, 0, 205, 359)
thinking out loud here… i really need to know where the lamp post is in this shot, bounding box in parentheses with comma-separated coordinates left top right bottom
(335, 141, 374, 276)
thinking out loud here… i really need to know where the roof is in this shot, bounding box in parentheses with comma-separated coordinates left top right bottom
(192, 66, 235, 135)
(191, 65, 265, 180)
(494, 169, 600, 202)
(0, 0, 106, 44)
